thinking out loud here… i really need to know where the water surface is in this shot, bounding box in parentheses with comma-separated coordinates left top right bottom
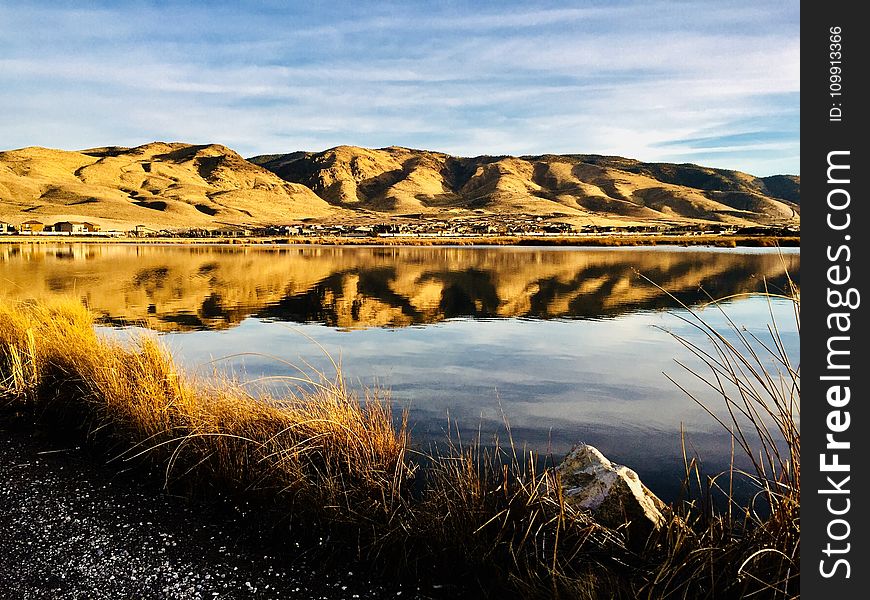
(0, 243, 799, 500)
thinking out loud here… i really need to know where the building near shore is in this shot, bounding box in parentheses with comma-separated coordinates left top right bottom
(51, 221, 102, 234)
(0, 221, 13, 234)
(20, 220, 45, 233)
(53, 221, 87, 234)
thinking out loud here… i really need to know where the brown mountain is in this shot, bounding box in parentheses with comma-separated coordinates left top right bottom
(250, 146, 799, 225)
(0, 142, 335, 231)
(0, 142, 799, 231)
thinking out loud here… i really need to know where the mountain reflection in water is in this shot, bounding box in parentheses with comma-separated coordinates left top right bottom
(0, 244, 799, 331)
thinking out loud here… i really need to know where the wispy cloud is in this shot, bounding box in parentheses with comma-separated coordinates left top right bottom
(0, 1, 799, 175)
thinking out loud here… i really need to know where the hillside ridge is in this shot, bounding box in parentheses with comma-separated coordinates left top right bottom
(1, 142, 799, 231)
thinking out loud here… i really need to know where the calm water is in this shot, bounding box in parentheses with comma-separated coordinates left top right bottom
(0, 243, 799, 500)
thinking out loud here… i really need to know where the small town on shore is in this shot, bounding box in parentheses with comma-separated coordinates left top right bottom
(0, 214, 798, 241)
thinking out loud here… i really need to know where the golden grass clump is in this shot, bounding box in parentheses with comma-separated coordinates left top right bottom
(0, 298, 411, 528)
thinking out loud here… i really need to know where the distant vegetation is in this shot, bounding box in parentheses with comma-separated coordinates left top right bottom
(0, 297, 800, 597)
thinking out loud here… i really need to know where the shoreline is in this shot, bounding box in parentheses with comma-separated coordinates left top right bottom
(0, 234, 799, 247)
(0, 299, 800, 598)
(0, 411, 425, 600)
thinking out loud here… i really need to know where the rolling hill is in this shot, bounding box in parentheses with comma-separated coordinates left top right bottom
(0, 142, 799, 231)
(250, 146, 800, 225)
(0, 143, 335, 231)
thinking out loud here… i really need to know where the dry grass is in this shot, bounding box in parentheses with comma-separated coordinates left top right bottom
(0, 296, 800, 597)
(636, 275, 800, 598)
(0, 298, 625, 596)
(410, 435, 631, 598)
(0, 299, 411, 532)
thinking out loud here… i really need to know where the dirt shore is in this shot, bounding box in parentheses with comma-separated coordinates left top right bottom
(0, 416, 447, 600)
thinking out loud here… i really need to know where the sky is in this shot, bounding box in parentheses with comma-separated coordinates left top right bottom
(0, 1, 799, 176)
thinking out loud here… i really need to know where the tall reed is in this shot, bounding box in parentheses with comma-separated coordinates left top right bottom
(637, 275, 800, 598)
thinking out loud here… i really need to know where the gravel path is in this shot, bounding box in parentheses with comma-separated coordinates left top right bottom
(0, 421, 450, 599)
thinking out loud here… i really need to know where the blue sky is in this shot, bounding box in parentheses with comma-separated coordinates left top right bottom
(0, 1, 799, 175)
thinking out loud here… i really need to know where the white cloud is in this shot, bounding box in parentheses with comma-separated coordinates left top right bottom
(0, 1, 800, 175)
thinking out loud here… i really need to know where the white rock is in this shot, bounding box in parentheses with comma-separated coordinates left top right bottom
(556, 443, 667, 537)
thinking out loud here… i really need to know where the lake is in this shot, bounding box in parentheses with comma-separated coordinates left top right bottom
(0, 243, 799, 500)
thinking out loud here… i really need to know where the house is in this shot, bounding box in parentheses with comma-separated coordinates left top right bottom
(213, 228, 251, 238)
(20, 220, 45, 232)
(0, 221, 13, 234)
(132, 225, 157, 237)
(53, 221, 87, 234)
(82, 222, 101, 233)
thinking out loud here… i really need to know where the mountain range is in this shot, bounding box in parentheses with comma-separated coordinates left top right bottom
(0, 142, 800, 231)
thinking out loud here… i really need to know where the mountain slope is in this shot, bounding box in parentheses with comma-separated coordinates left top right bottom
(0, 142, 799, 231)
(0, 143, 334, 230)
(251, 146, 800, 226)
